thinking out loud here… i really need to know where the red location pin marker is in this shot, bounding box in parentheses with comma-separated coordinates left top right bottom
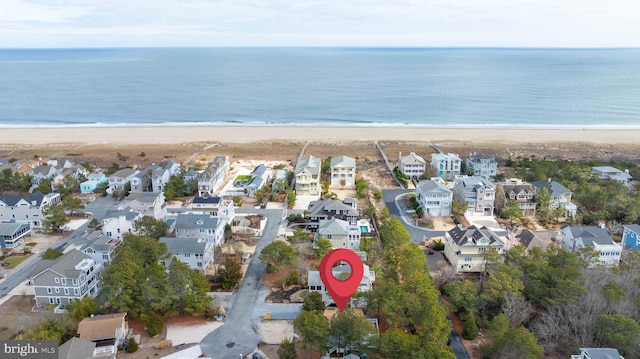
(319, 248, 364, 312)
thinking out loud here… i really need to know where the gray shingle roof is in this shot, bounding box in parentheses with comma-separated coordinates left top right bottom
(175, 214, 219, 229)
(531, 180, 571, 196)
(295, 155, 321, 176)
(330, 155, 356, 168)
(110, 168, 136, 178)
(58, 337, 96, 359)
(307, 199, 359, 217)
(0, 191, 46, 206)
(34, 249, 91, 279)
(624, 224, 640, 233)
(448, 225, 504, 246)
(0, 223, 30, 236)
(318, 219, 349, 235)
(160, 237, 208, 254)
(417, 179, 451, 193)
(192, 196, 221, 205)
(458, 176, 496, 190)
(104, 209, 141, 221)
(579, 348, 623, 359)
(564, 225, 614, 246)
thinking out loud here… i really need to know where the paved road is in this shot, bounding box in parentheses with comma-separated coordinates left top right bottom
(200, 209, 284, 359)
(382, 189, 446, 241)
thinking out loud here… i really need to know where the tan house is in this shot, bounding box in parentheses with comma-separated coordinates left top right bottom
(77, 313, 129, 357)
(444, 225, 505, 273)
(330, 155, 356, 188)
(497, 178, 537, 217)
(295, 155, 321, 196)
(399, 152, 427, 179)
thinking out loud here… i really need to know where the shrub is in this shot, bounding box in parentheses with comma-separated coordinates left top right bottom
(285, 270, 299, 286)
(432, 239, 445, 251)
(462, 314, 478, 340)
(125, 337, 138, 353)
(145, 313, 164, 337)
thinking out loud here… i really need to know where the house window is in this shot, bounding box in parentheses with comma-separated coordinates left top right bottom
(185, 253, 190, 257)
(64, 288, 69, 295)
(197, 262, 203, 267)
(61, 278, 66, 285)
(47, 288, 52, 294)
(464, 257, 473, 262)
(478, 247, 486, 252)
(55, 288, 59, 293)
(55, 278, 60, 284)
(74, 289, 79, 295)
(49, 297, 54, 304)
(72, 279, 77, 285)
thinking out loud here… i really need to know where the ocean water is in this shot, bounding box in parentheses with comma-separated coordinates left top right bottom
(0, 47, 639, 129)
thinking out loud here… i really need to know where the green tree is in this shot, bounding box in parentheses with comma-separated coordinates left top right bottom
(36, 179, 53, 194)
(355, 177, 369, 199)
(462, 313, 478, 340)
(42, 248, 63, 260)
(125, 337, 138, 353)
(313, 237, 332, 258)
(321, 157, 332, 174)
(41, 204, 69, 232)
(277, 338, 297, 359)
(133, 215, 169, 239)
(378, 328, 425, 359)
(144, 312, 164, 337)
(88, 218, 100, 229)
(500, 199, 523, 224)
(294, 310, 330, 357)
(480, 263, 524, 308)
(289, 228, 310, 244)
(329, 308, 377, 355)
(596, 314, 640, 359)
(536, 187, 551, 224)
(285, 189, 296, 208)
(218, 257, 242, 290)
(62, 197, 84, 216)
(443, 280, 479, 314)
(66, 296, 100, 323)
(601, 282, 626, 302)
(379, 218, 412, 249)
(259, 240, 297, 272)
(12, 317, 75, 344)
(93, 181, 108, 196)
(302, 291, 325, 313)
(483, 323, 543, 359)
(451, 200, 468, 217)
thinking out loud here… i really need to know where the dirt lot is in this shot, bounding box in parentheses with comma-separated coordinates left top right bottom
(0, 295, 55, 340)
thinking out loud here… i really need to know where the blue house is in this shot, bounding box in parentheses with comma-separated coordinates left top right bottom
(622, 224, 640, 251)
(80, 173, 108, 194)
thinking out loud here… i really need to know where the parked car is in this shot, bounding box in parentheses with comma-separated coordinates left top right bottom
(252, 353, 264, 359)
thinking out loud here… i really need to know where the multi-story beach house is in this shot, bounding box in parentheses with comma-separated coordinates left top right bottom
(73, 230, 119, 265)
(621, 224, 640, 252)
(0, 222, 32, 249)
(102, 210, 143, 241)
(152, 160, 181, 193)
(108, 168, 138, 194)
(159, 237, 214, 273)
(246, 164, 272, 197)
(175, 213, 226, 246)
(80, 173, 108, 194)
(129, 169, 151, 193)
(444, 225, 506, 273)
(272, 169, 289, 193)
(31, 164, 60, 185)
(452, 175, 496, 217)
(592, 166, 633, 186)
(330, 155, 356, 188)
(430, 153, 462, 180)
(466, 152, 498, 179)
(560, 225, 621, 267)
(315, 218, 361, 250)
(531, 179, 577, 218)
(0, 191, 61, 229)
(308, 263, 375, 306)
(399, 152, 427, 179)
(116, 192, 167, 220)
(295, 155, 321, 196)
(415, 177, 453, 216)
(31, 249, 102, 308)
(497, 178, 537, 217)
(198, 156, 230, 196)
(506, 227, 553, 251)
(307, 198, 359, 232)
(191, 196, 235, 225)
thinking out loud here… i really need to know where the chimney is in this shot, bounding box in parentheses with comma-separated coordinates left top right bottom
(548, 178, 552, 183)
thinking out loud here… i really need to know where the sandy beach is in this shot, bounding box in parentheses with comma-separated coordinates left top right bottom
(1, 125, 639, 146)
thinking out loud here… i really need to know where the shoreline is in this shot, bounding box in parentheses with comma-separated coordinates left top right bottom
(2, 125, 640, 146)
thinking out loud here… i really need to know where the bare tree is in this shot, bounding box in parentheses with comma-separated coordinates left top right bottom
(502, 292, 534, 328)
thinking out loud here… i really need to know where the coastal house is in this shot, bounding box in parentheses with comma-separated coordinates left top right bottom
(532, 179, 577, 218)
(308, 263, 375, 306)
(496, 178, 537, 217)
(175, 213, 226, 246)
(102, 210, 143, 241)
(621, 224, 640, 251)
(108, 168, 138, 194)
(592, 166, 633, 186)
(430, 153, 462, 180)
(415, 177, 453, 217)
(307, 198, 359, 232)
(31, 249, 102, 308)
(0, 191, 61, 229)
(31, 165, 59, 185)
(466, 152, 498, 179)
(295, 155, 322, 196)
(159, 237, 214, 273)
(506, 227, 553, 251)
(80, 173, 108, 194)
(76, 313, 128, 357)
(0, 222, 32, 249)
(330, 155, 356, 188)
(444, 225, 506, 273)
(560, 225, 621, 267)
(272, 169, 289, 193)
(315, 218, 361, 250)
(571, 348, 624, 359)
(152, 160, 181, 193)
(47, 158, 74, 170)
(452, 175, 496, 217)
(183, 169, 199, 186)
(129, 167, 153, 193)
(246, 164, 272, 197)
(191, 196, 235, 225)
(73, 230, 120, 265)
(198, 155, 230, 196)
(399, 152, 427, 179)
(117, 192, 167, 220)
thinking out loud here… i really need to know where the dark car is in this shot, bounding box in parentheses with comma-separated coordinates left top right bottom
(252, 353, 264, 359)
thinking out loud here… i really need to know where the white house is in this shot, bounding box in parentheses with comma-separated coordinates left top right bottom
(175, 213, 226, 246)
(0, 222, 32, 249)
(430, 153, 462, 180)
(117, 192, 167, 220)
(191, 196, 235, 225)
(0, 191, 61, 229)
(246, 164, 272, 197)
(31, 249, 102, 308)
(399, 152, 427, 179)
(315, 218, 361, 250)
(308, 263, 376, 306)
(295, 155, 322, 196)
(415, 177, 453, 216)
(452, 175, 496, 217)
(330, 155, 356, 188)
(108, 168, 138, 193)
(102, 210, 142, 241)
(159, 237, 214, 273)
(307, 198, 360, 232)
(592, 166, 633, 186)
(74, 231, 119, 265)
(532, 179, 577, 218)
(198, 156, 230, 196)
(571, 348, 624, 359)
(560, 225, 621, 267)
(466, 152, 498, 179)
(444, 225, 506, 273)
(152, 160, 181, 193)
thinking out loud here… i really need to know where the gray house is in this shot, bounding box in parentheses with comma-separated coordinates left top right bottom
(159, 237, 214, 273)
(175, 213, 226, 246)
(0, 191, 61, 229)
(0, 222, 32, 249)
(466, 152, 498, 179)
(307, 198, 359, 232)
(416, 177, 453, 216)
(31, 249, 102, 308)
(452, 175, 496, 216)
(198, 156, 230, 196)
(532, 179, 577, 218)
(295, 155, 321, 196)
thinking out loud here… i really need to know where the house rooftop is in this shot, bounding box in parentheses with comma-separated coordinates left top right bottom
(32, 249, 92, 280)
(400, 152, 426, 163)
(562, 225, 616, 246)
(307, 199, 359, 217)
(330, 155, 356, 168)
(295, 155, 321, 175)
(449, 225, 505, 247)
(110, 168, 136, 178)
(531, 180, 571, 196)
(624, 224, 640, 233)
(175, 213, 219, 229)
(58, 337, 96, 359)
(192, 196, 222, 205)
(467, 152, 496, 161)
(77, 313, 127, 341)
(160, 237, 209, 254)
(0, 222, 30, 236)
(417, 178, 451, 193)
(0, 191, 48, 207)
(577, 348, 623, 359)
